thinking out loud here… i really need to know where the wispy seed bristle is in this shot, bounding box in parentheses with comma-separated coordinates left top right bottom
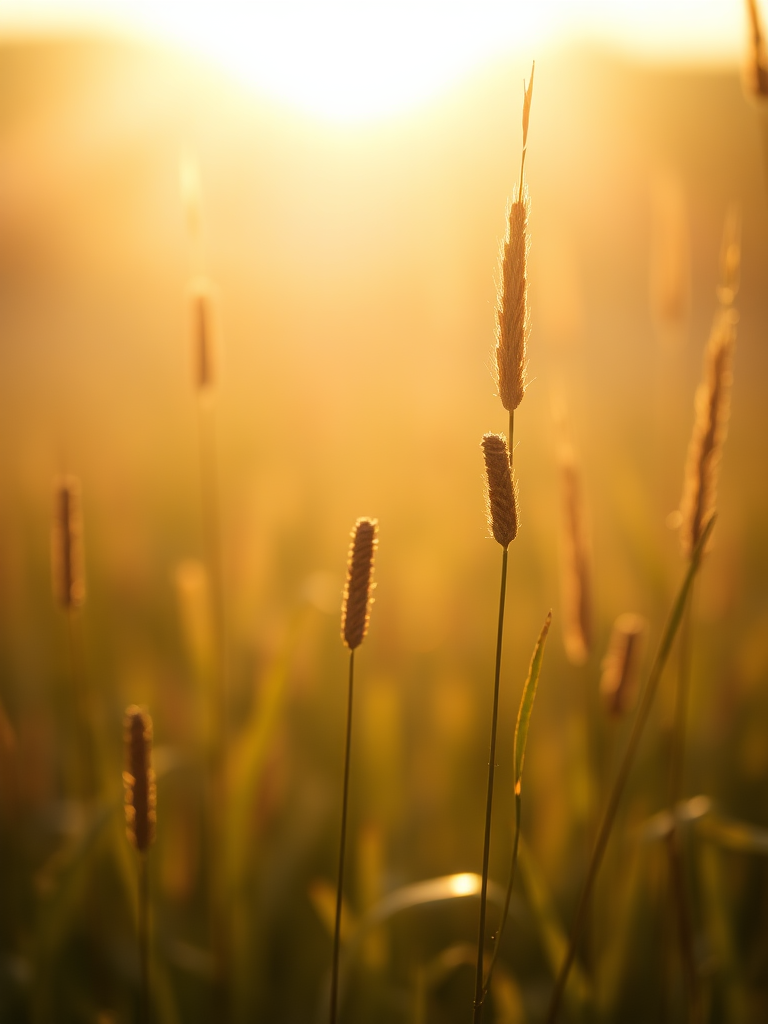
(559, 447, 592, 665)
(679, 308, 736, 558)
(600, 614, 646, 718)
(51, 476, 86, 609)
(341, 519, 378, 650)
(495, 192, 530, 413)
(123, 706, 156, 853)
(482, 433, 518, 548)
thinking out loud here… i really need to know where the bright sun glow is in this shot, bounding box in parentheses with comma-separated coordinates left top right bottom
(0, 1, 745, 121)
(448, 873, 479, 897)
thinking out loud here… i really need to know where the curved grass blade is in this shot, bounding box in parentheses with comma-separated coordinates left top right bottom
(483, 611, 552, 999)
(545, 514, 716, 1023)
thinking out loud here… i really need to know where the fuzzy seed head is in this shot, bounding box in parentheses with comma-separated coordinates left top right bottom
(679, 308, 736, 558)
(746, 0, 768, 98)
(600, 613, 646, 718)
(188, 278, 217, 391)
(123, 706, 156, 853)
(560, 448, 592, 665)
(495, 190, 530, 412)
(482, 433, 518, 548)
(51, 476, 86, 609)
(341, 518, 378, 650)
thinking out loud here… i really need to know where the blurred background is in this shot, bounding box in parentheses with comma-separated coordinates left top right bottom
(1, 1, 768, 1022)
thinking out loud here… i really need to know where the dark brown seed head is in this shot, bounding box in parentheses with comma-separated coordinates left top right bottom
(482, 433, 518, 548)
(51, 476, 86, 609)
(123, 706, 156, 853)
(495, 193, 529, 413)
(679, 308, 736, 558)
(341, 518, 378, 650)
(600, 614, 646, 718)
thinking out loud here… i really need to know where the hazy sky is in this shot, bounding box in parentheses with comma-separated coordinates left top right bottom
(0, 1, 750, 119)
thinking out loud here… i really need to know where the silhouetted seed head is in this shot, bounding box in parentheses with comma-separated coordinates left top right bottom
(188, 279, 217, 391)
(600, 614, 647, 718)
(495, 192, 530, 413)
(482, 433, 518, 548)
(717, 204, 742, 308)
(745, 0, 768, 98)
(341, 519, 378, 650)
(123, 706, 156, 853)
(559, 446, 592, 665)
(679, 308, 736, 558)
(51, 476, 86, 609)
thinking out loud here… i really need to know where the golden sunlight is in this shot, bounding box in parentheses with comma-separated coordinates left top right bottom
(1, 0, 745, 120)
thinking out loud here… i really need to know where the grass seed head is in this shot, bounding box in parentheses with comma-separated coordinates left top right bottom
(495, 193, 529, 413)
(188, 278, 217, 391)
(482, 433, 518, 548)
(51, 476, 86, 609)
(745, 0, 768, 98)
(600, 613, 647, 718)
(124, 706, 156, 853)
(341, 518, 378, 650)
(679, 307, 736, 558)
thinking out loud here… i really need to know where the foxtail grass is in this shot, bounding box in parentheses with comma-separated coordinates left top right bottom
(600, 614, 646, 719)
(124, 706, 156, 1024)
(331, 517, 377, 1024)
(666, 218, 738, 1019)
(495, 62, 534, 455)
(473, 433, 517, 1024)
(51, 476, 96, 797)
(544, 515, 716, 1023)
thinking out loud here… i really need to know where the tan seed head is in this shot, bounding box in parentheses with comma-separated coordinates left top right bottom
(679, 308, 736, 559)
(745, 0, 768, 98)
(495, 191, 530, 413)
(123, 706, 156, 853)
(600, 614, 647, 718)
(482, 433, 518, 548)
(51, 476, 86, 609)
(341, 518, 378, 650)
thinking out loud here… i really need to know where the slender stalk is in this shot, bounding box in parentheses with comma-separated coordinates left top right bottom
(482, 790, 521, 1000)
(544, 517, 714, 1024)
(508, 411, 515, 468)
(667, 584, 702, 1021)
(197, 397, 229, 1008)
(139, 852, 150, 1024)
(330, 650, 356, 1024)
(472, 546, 509, 1024)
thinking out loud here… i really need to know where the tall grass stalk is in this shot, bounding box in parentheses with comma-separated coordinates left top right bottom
(473, 434, 517, 1024)
(544, 515, 715, 1024)
(331, 518, 377, 1024)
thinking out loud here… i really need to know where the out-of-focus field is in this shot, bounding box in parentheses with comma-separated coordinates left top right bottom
(0, 34, 767, 1023)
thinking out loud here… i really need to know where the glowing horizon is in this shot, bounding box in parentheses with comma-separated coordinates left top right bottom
(0, 1, 749, 121)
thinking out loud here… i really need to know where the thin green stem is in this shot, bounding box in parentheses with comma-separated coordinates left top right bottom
(473, 545, 509, 1024)
(508, 411, 515, 469)
(482, 791, 521, 1000)
(544, 518, 714, 1024)
(139, 852, 150, 1024)
(330, 650, 356, 1024)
